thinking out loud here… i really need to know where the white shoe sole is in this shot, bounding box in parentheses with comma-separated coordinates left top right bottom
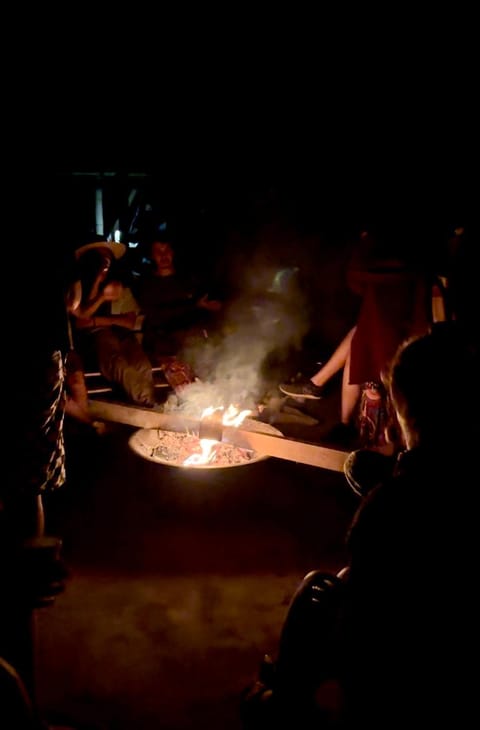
(279, 385, 323, 400)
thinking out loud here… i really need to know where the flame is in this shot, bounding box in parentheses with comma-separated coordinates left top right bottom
(183, 438, 218, 466)
(182, 404, 253, 466)
(201, 405, 223, 419)
(222, 404, 252, 427)
(198, 404, 252, 427)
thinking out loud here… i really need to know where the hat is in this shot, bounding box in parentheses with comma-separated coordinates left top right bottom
(75, 241, 126, 260)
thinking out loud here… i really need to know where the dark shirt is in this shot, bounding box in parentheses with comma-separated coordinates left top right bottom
(136, 272, 202, 333)
(339, 446, 477, 727)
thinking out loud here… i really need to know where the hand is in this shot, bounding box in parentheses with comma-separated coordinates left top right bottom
(102, 281, 123, 300)
(197, 294, 222, 312)
(93, 256, 112, 287)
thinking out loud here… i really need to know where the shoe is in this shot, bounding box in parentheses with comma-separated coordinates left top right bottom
(279, 380, 324, 399)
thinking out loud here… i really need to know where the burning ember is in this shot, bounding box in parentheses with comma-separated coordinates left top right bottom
(146, 430, 255, 468)
(129, 409, 283, 469)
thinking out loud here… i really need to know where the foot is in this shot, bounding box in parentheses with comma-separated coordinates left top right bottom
(279, 380, 324, 399)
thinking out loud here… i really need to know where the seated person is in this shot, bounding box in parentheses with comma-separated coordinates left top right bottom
(134, 236, 222, 365)
(344, 224, 479, 496)
(280, 226, 431, 447)
(67, 240, 157, 408)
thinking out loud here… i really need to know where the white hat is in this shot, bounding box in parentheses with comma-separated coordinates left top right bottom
(75, 241, 126, 260)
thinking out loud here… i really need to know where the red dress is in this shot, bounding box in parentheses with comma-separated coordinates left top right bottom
(348, 267, 430, 386)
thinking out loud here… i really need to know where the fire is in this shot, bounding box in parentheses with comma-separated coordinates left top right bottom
(183, 439, 218, 466)
(182, 404, 252, 466)
(222, 404, 252, 427)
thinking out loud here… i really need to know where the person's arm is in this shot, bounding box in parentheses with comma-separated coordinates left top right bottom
(67, 281, 111, 319)
(70, 281, 137, 330)
(74, 311, 137, 330)
(72, 292, 107, 319)
(94, 312, 137, 328)
(65, 280, 82, 313)
(196, 293, 223, 312)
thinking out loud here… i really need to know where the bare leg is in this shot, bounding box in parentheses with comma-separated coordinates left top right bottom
(340, 346, 361, 424)
(311, 327, 357, 387)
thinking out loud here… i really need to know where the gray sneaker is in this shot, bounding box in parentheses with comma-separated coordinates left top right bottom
(279, 380, 324, 399)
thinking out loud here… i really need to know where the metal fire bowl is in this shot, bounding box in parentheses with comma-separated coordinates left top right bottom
(129, 418, 283, 469)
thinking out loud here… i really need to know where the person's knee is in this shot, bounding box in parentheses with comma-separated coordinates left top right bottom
(344, 448, 396, 497)
(100, 351, 126, 375)
(302, 569, 329, 585)
(302, 570, 338, 587)
(292, 571, 342, 609)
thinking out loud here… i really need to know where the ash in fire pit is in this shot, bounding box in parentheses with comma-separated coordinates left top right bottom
(129, 418, 283, 469)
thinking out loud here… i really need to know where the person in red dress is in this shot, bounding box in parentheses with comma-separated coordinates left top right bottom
(280, 225, 431, 448)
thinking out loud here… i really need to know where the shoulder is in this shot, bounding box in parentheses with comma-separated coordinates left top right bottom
(348, 474, 407, 545)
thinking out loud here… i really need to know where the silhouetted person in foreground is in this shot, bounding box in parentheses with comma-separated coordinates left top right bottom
(3, 227, 70, 728)
(242, 322, 478, 728)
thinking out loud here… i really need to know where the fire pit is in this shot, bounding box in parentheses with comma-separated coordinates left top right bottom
(129, 418, 283, 469)
(89, 400, 348, 472)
